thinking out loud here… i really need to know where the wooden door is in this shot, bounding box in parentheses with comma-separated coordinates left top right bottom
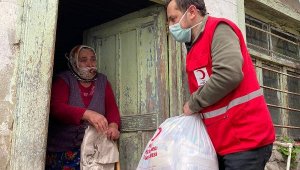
(84, 6, 168, 169)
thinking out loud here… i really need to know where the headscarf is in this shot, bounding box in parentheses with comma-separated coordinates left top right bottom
(66, 45, 98, 82)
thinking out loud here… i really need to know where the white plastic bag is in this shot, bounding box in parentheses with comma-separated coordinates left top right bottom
(136, 114, 218, 170)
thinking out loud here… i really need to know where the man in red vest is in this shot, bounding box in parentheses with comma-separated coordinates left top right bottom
(166, 0, 275, 169)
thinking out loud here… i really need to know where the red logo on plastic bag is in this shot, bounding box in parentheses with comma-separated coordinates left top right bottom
(143, 127, 162, 160)
(151, 127, 162, 141)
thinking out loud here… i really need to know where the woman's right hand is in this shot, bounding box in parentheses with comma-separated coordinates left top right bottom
(82, 110, 108, 133)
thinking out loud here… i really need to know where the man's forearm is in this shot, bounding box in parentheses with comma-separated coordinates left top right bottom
(188, 24, 244, 113)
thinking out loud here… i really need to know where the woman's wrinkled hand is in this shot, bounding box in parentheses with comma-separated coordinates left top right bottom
(106, 123, 120, 140)
(82, 110, 108, 133)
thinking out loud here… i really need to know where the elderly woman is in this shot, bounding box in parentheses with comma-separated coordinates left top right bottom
(46, 45, 121, 170)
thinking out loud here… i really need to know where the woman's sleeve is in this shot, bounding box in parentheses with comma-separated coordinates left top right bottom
(50, 77, 86, 125)
(105, 81, 121, 128)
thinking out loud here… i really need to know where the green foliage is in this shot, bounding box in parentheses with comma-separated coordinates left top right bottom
(277, 136, 300, 169)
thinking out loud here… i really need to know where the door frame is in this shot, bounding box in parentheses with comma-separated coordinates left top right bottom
(10, 0, 58, 169)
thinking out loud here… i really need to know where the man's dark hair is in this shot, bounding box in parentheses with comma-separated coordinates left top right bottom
(166, 0, 207, 16)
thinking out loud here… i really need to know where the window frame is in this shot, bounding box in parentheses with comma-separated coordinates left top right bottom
(246, 15, 300, 140)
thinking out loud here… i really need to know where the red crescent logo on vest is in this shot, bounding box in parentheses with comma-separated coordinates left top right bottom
(196, 69, 206, 79)
(194, 67, 210, 86)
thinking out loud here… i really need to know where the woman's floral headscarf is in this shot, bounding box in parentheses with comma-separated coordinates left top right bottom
(66, 45, 98, 82)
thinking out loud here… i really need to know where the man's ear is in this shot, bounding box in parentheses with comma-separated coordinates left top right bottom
(188, 5, 198, 20)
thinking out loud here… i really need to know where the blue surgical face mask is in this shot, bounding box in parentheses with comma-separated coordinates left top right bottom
(169, 9, 202, 43)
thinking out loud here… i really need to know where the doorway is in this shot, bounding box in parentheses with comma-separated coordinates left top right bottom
(52, 1, 170, 169)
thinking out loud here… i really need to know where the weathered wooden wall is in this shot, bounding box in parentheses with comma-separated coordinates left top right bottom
(0, 0, 18, 169)
(0, 0, 58, 169)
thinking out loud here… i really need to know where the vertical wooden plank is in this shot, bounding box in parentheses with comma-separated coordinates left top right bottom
(96, 36, 117, 92)
(119, 132, 142, 170)
(181, 43, 190, 107)
(168, 36, 185, 117)
(155, 7, 169, 123)
(10, 0, 58, 169)
(142, 131, 155, 151)
(138, 24, 159, 115)
(119, 30, 138, 116)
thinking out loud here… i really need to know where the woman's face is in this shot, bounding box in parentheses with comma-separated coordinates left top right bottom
(77, 48, 97, 68)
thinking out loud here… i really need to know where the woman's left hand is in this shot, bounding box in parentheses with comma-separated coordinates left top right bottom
(106, 123, 120, 140)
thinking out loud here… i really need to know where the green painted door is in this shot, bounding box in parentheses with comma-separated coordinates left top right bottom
(84, 6, 169, 169)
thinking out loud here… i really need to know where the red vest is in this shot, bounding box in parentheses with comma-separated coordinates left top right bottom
(186, 16, 275, 155)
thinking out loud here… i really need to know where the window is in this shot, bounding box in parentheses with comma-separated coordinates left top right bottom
(271, 28, 299, 61)
(246, 15, 300, 140)
(246, 15, 300, 62)
(261, 64, 281, 136)
(246, 17, 269, 55)
(287, 71, 300, 139)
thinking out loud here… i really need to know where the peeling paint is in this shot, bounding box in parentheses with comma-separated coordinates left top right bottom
(2, 0, 59, 169)
(84, 6, 169, 169)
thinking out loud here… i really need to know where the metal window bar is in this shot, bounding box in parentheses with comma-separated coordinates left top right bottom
(255, 64, 300, 80)
(266, 103, 300, 113)
(262, 85, 300, 97)
(255, 65, 300, 103)
(246, 15, 300, 52)
(246, 24, 299, 46)
(245, 23, 300, 61)
(271, 26, 299, 43)
(274, 124, 300, 129)
(248, 43, 270, 54)
(252, 63, 300, 130)
(245, 15, 268, 30)
(249, 42, 299, 62)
